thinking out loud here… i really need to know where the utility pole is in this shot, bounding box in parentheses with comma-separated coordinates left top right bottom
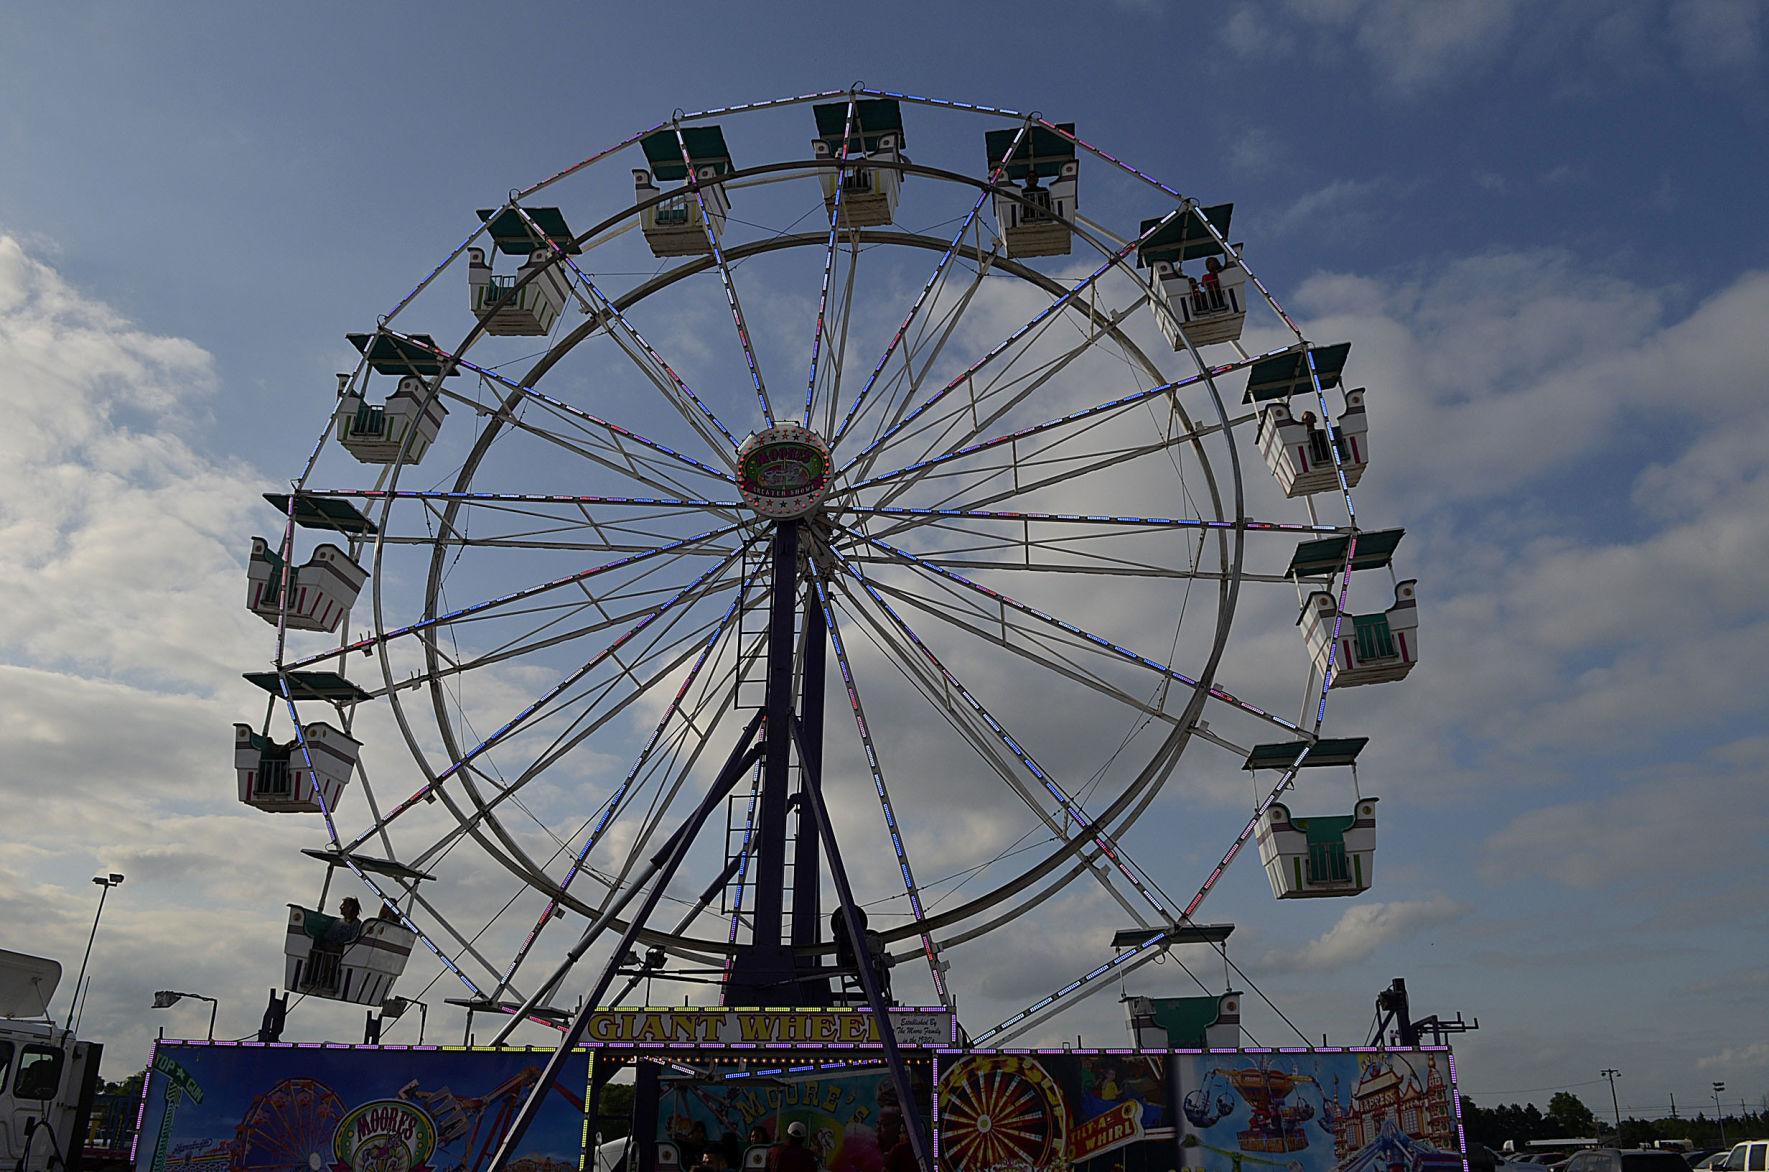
(67, 874, 125, 1035)
(1712, 1083, 1726, 1146)
(1601, 1070, 1623, 1143)
(1669, 1092, 1677, 1120)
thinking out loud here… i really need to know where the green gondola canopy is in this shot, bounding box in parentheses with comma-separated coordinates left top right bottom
(244, 671, 372, 704)
(1243, 737, 1370, 770)
(475, 207, 580, 256)
(302, 848, 435, 883)
(812, 98, 906, 153)
(1243, 342, 1353, 402)
(984, 123, 1076, 180)
(1286, 528, 1405, 577)
(1137, 203, 1235, 266)
(641, 126, 734, 182)
(347, 332, 456, 378)
(262, 492, 377, 535)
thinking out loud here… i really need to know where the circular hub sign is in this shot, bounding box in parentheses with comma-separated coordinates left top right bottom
(737, 424, 834, 519)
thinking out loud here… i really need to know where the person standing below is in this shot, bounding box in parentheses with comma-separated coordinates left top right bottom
(767, 1122, 819, 1172)
(875, 1110, 916, 1172)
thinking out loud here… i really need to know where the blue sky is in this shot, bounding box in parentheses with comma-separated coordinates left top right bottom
(2, 0, 1766, 1129)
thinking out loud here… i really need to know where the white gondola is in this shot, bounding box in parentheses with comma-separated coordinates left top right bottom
(1258, 388, 1370, 497)
(467, 246, 570, 336)
(635, 125, 735, 258)
(283, 904, 416, 1005)
(814, 134, 903, 228)
(811, 98, 907, 229)
(1137, 203, 1245, 349)
(234, 721, 360, 813)
(1154, 259, 1248, 348)
(986, 122, 1078, 259)
(245, 536, 368, 632)
(994, 162, 1078, 259)
(1299, 579, 1419, 687)
(635, 167, 730, 257)
(1257, 797, 1378, 899)
(334, 373, 449, 465)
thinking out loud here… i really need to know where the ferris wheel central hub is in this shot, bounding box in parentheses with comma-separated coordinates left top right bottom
(736, 423, 835, 519)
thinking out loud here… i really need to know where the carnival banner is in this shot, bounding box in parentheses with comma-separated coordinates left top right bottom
(655, 1066, 929, 1172)
(132, 1042, 591, 1172)
(583, 1007, 953, 1047)
(1172, 1051, 1464, 1172)
(935, 1049, 1464, 1172)
(937, 1053, 1176, 1172)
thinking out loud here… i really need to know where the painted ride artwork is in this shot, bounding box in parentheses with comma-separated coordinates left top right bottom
(133, 1045, 590, 1172)
(98, 82, 1448, 1172)
(1177, 1052, 1462, 1172)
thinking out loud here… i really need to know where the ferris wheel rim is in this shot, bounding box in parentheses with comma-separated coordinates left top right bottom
(260, 89, 1392, 1019)
(362, 218, 1247, 962)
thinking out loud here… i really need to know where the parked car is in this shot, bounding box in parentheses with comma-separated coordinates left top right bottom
(1712, 1143, 1769, 1172)
(1564, 1151, 1704, 1172)
(1472, 1146, 1544, 1172)
(1683, 1153, 1718, 1168)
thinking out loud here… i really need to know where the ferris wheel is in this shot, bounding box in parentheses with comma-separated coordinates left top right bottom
(234, 86, 1419, 1045)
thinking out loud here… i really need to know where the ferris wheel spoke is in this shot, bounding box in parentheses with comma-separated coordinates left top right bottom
(805, 560, 953, 1009)
(818, 536, 1176, 927)
(491, 549, 764, 994)
(871, 286, 1142, 494)
(279, 522, 742, 672)
(836, 523, 1307, 738)
(836, 206, 1185, 478)
(818, 233, 861, 437)
(508, 381, 734, 492)
(832, 119, 1034, 450)
(862, 575, 1191, 731)
(398, 615, 740, 876)
(387, 493, 746, 557)
(844, 503, 1339, 535)
(386, 569, 734, 703)
(977, 745, 1322, 1049)
(431, 380, 735, 509)
(348, 572, 742, 878)
(398, 881, 534, 1004)
(853, 553, 1312, 586)
(506, 201, 743, 463)
(303, 488, 744, 510)
(845, 251, 995, 484)
(671, 122, 774, 427)
(802, 97, 858, 428)
(858, 438, 1179, 546)
(838, 340, 1302, 498)
(439, 564, 742, 800)
(401, 550, 741, 804)
(829, 573, 1157, 934)
(383, 328, 735, 486)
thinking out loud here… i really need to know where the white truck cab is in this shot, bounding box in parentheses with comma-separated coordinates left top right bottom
(1717, 1143, 1768, 1172)
(1, 951, 104, 1172)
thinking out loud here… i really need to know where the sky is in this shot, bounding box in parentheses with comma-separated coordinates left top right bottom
(1, 0, 1767, 1130)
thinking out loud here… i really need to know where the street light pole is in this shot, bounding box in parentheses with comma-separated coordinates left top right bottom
(152, 991, 219, 1041)
(1601, 1070, 1622, 1144)
(67, 874, 124, 1035)
(1712, 1083, 1726, 1147)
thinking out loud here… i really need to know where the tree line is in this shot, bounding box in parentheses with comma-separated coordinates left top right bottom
(1461, 1091, 1767, 1152)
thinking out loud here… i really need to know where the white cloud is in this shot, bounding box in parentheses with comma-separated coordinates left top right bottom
(1697, 1041, 1769, 1073)
(1481, 756, 1769, 891)
(1267, 895, 1467, 970)
(1218, 0, 1762, 93)
(0, 234, 265, 688)
(1669, 0, 1764, 73)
